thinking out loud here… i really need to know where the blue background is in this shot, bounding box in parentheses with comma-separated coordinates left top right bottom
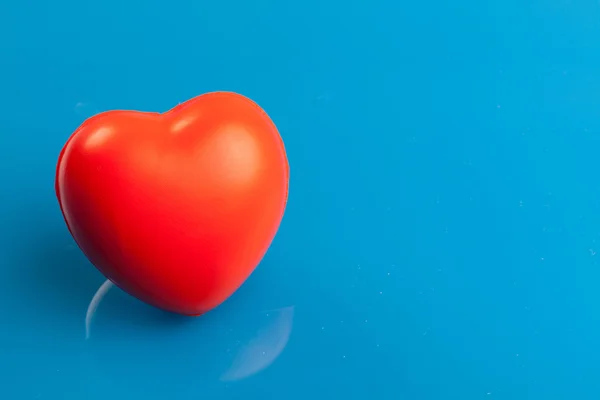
(1, 0, 600, 399)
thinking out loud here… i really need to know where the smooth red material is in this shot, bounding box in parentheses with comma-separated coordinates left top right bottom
(55, 92, 289, 315)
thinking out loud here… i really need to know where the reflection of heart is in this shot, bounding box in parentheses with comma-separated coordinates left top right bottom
(56, 92, 289, 315)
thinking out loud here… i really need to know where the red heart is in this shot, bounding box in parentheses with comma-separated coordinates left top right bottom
(55, 92, 289, 316)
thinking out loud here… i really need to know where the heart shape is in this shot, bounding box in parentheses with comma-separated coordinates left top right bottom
(56, 92, 289, 315)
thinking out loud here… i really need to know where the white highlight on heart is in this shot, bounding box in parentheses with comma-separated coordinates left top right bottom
(84, 126, 115, 150)
(209, 125, 260, 187)
(170, 115, 198, 134)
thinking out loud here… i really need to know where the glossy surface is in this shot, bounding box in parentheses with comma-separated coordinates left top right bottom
(56, 92, 289, 315)
(3, 0, 600, 399)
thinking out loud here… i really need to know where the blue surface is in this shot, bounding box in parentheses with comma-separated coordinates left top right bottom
(2, 0, 600, 399)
